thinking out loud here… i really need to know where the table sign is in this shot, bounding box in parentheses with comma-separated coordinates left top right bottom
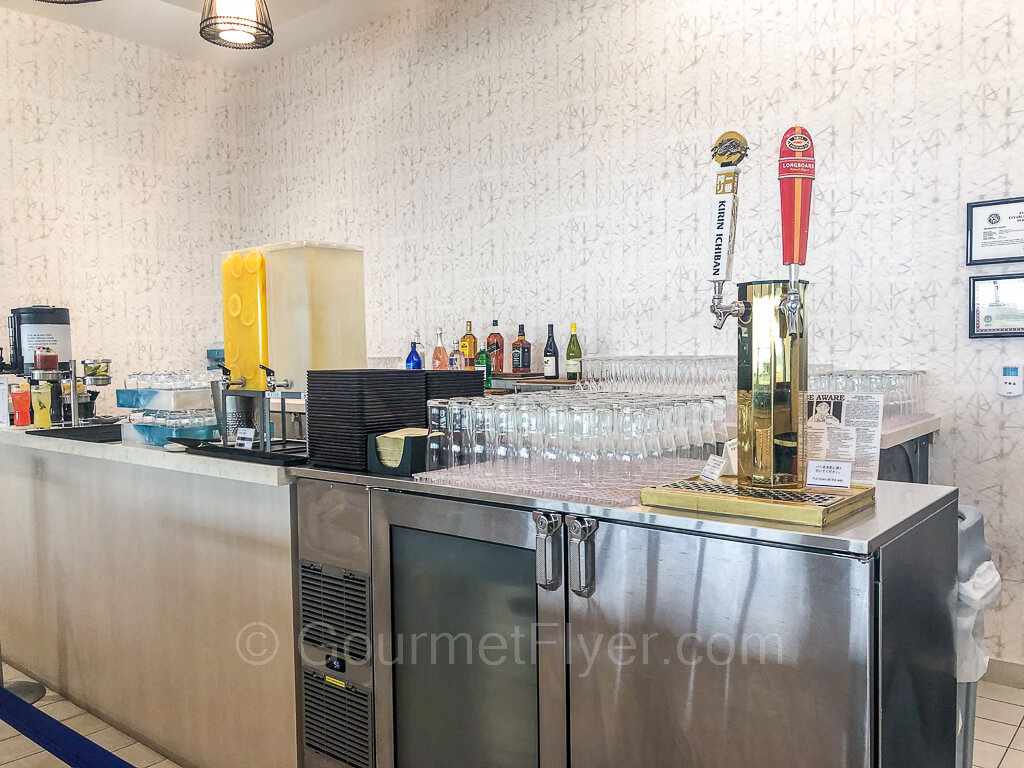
(700, 454, 727, 483)
(807, 460, 853, 489)
(0, 380, 9, 427)
(235, 427, 256, 450)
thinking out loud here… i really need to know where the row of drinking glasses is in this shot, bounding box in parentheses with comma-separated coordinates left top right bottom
(128, 409, 218, 428)
(123, 370, 218, 391)
(807, 369, 927, 423)
(426, 391, 728, 474)
(579, 355, 736, 398)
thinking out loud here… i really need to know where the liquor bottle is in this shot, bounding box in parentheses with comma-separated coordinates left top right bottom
(431, 327, 449, 370)
(448, 339, 466, 371)
(474, 346, 492, 388)
(486, 320, 505, 374)
(543, 324, 559, 380)
(511, 324, 532, 374)
(405, 332, 423, 370)
(566, 323, 583, 381)
(460, 321, 478, 362)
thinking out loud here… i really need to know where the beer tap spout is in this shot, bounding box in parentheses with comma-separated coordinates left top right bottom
(710, 280, 744, 330)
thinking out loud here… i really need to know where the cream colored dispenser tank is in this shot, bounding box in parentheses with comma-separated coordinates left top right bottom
(222, 242, 368, 390)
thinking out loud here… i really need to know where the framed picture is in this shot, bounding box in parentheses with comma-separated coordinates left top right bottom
(969, 274, 1024, 338)
(967, 197, 1024, 265)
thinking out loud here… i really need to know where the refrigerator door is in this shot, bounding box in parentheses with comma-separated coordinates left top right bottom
(566, 516, 873, 768)
(372, 490, 566, 768)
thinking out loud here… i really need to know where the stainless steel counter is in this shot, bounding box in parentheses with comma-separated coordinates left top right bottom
(291, 466, 957, 555)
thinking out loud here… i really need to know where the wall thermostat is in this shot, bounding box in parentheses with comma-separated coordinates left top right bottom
(1000, 365, 1023, 397)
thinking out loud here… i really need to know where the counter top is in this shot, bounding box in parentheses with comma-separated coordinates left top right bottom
(0, 427, 290, 486)
(291, 466, 957, 555)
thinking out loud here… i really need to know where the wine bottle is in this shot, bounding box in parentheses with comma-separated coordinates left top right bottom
(431, 327, 449, 370)
(543, 324, 559, 380)
(566, 322, 582, 381)
(511, 324, 532, 374)
(460, 321, 478, 361)
(486, 319, 505, 374)
(405, 335, 423, 370)
(448, 339, 465, 371)
(474, 346, 492, 388)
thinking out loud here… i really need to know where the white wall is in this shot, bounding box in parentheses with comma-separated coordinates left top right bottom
(3, 0, 1024, 664)
(0, 8, 242, 376)
(236, 0, 1024, 662)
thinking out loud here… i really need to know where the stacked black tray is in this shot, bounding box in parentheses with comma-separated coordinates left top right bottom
(425, 369, 485, 400)
(307, 370, 427, 471)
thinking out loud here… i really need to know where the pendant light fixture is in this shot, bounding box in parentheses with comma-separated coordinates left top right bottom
(200, 0, 274, 50)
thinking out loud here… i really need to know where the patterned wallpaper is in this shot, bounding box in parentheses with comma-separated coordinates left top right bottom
(236, 0, 1024, 662)
(0, 8, 242, 382)
(3, 1, 1024, 664)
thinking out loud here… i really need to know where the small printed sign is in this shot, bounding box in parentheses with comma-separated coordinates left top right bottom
(235, 427, 256, 450)
(0, 380, 9, 428)
(807, 460, 853, 489)
(700, 454, 727, 483)
(723, 438, 738, 475)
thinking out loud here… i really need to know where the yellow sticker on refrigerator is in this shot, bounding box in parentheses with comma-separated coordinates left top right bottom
(222, 250, 269, 391)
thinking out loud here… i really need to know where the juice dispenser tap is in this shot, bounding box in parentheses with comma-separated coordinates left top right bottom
(707, 132, 749, 330)
(777, 126, 816, 337)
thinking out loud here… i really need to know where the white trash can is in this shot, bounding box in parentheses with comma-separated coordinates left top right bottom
(956, 505, 1002, 768)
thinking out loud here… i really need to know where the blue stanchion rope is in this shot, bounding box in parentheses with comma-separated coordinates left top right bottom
(0, 687, 135, 768)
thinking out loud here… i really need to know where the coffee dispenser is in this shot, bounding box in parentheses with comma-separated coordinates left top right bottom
(1, 306, 72, 376)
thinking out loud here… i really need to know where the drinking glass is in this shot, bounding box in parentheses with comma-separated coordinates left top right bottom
(673, 401, 691, 459)
(426, 399, 450, 471)
(659, 404, 678, 459)
(448, 399, 474, 467)
(685, 400, 704, 460)
(471, 401, 496, 465)
(699, 398, 716, 458)
(712, 395, 728, 448)
(30, 384, 51, 428)
(11, 389, 31, 426)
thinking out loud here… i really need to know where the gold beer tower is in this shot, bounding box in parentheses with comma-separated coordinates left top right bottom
(642, 129, 874, 527)
(736, 279, 807, 488)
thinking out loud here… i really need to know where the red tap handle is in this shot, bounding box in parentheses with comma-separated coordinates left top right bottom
(779, 126, 815, 267)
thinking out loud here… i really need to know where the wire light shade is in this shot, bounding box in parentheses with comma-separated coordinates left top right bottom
(34, 0, 104, 4)
(200, 0, 273, 50)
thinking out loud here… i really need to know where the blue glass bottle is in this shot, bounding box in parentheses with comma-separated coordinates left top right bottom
(405, 340, 423, 370)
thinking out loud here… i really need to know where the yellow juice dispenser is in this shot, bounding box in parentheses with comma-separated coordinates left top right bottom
(220, 241, 367, 448)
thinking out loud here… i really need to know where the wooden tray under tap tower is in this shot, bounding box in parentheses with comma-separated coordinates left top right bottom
(641, 476, 876, 528)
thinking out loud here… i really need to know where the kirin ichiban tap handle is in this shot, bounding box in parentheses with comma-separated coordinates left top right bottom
(708, 130, 749, 329)
(778, 125, 815, 337)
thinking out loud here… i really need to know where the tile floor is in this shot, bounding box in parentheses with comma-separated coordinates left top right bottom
(0, 665, 178, 768)
(1, 662, 1022, 767)
(974, 681, 1024, 767)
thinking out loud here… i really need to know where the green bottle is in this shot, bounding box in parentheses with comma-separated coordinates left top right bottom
(566, 322, 583, 381)
(475, 345, 493, 388)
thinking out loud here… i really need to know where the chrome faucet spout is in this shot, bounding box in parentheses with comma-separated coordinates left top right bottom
(780, 264, 804, 337)
(710, 280, 744, 330)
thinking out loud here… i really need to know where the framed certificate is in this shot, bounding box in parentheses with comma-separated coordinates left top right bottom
(967, 197, 1024, 265)
(969, 274, 1024, 338)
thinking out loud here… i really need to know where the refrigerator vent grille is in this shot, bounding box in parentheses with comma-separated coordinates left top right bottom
(300, 561, 370, 661)
(302, 670, 372, 768)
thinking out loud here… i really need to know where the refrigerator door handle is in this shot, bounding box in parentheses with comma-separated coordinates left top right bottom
(533, 513, 563, 589)
(568, 517, 598, 597)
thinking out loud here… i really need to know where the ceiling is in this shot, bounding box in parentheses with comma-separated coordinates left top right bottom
(0, 0, 414, 69)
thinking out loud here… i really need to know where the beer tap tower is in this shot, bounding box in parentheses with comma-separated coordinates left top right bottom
(643, 127, 874, 526)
